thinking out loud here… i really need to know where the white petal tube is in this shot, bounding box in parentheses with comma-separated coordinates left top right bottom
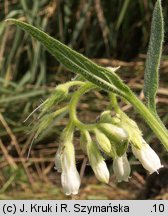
(132, 139, 163, 174)
(61, 142, 80, 195)
(113, 153, 131, 182)
(87, 141, 109, 184)
(92, 158, 110, 184)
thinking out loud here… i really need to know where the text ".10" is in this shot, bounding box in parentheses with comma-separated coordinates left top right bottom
(153, 204, 164, 213)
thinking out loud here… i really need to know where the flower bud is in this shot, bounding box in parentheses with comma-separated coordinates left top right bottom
(61, 142, 81, 195)
(113, 153, 131, 182)
(41, 83, 68, 115)
(98, 123, 129, 157)
(99, 110, 113, 124)
(87, 141, 109, 184)
(99, 111, 120, 125)
(132, 139, 163, 174)
(94, 128, 116, 157)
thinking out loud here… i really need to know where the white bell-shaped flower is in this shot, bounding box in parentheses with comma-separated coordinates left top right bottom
(132, 139, 163, 174)
(113, 153, 131, 182)
(61, 142, 80, 195)
(92, 158, 110, 184)
(87, 141, 110, 183)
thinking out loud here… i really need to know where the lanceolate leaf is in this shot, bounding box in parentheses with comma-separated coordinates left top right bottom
(5, 17, 168, 152)
(6, 18, 131, 98)
(144, 0, 164, 113)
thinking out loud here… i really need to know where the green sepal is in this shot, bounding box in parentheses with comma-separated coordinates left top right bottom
(99, 110, 120, 125)
(80, 131, 88, 154)
(98, 123, 129, 157)
(119, 112, 143, 149)
(94, 128, 117, 158)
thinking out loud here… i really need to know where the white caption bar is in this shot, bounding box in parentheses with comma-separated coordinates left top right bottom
(0, 200, 168, 216)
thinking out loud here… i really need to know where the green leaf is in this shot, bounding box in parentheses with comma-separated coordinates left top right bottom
(144, 0, 164, 113)
(6, 18, 131, 99)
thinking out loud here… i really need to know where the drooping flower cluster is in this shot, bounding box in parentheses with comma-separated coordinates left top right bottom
(54, 110, 163, 195)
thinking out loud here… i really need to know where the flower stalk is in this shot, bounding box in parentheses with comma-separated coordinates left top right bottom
(69, 82, 98, 130)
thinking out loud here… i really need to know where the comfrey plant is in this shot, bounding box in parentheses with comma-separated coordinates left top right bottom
(6, 0, 168, 195)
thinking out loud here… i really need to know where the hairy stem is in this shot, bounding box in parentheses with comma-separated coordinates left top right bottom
(128, 93, 168, 150)
(69, 83, 98, 130)
(109, 93, 120, 113)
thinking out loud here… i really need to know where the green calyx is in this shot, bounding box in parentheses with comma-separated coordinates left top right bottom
(97, 123, 129, 157)
(94, 128, 116, 158)
(117, 111, 143, 149)
(99, 110, 120, 125)
(60, 122, 75, 165)
(86, 140, 103, 165)
(80, 130, 90, 154)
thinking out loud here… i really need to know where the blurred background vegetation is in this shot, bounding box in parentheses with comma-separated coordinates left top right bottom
(0, 0, 168, 199)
